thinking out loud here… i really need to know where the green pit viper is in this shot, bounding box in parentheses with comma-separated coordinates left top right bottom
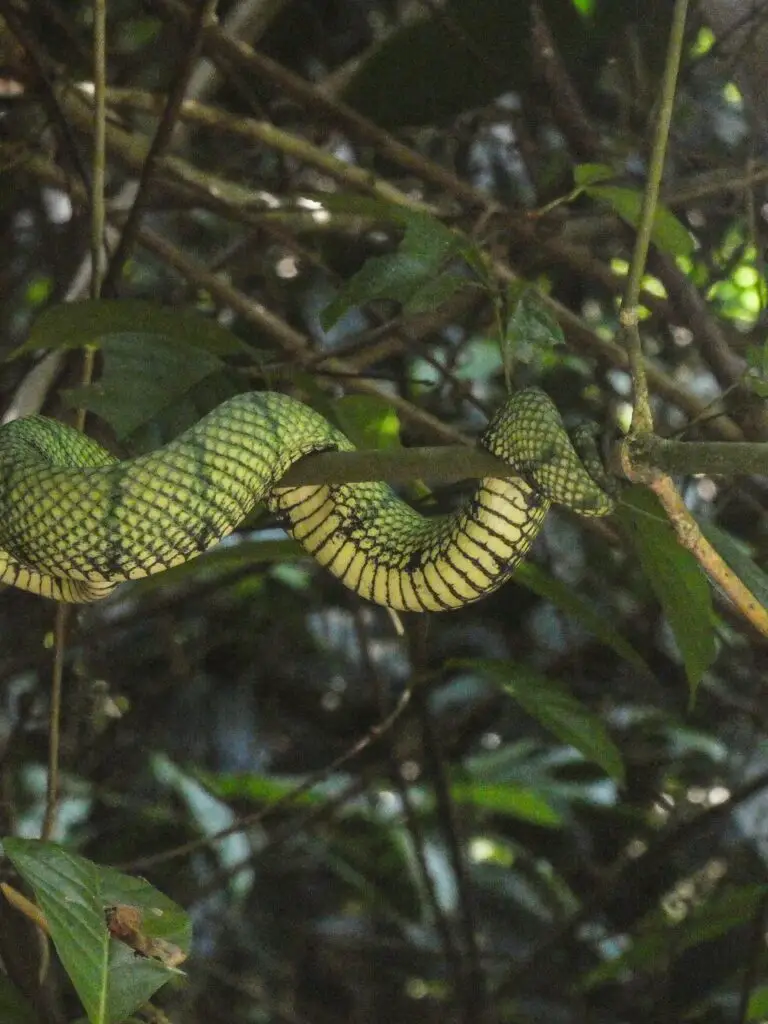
(0, 388, 614, 611)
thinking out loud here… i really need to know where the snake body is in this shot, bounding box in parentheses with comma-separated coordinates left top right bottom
(0, 389, 613, 610)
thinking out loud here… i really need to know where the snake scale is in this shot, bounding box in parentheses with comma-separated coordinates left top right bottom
(0, 388, 614, 611)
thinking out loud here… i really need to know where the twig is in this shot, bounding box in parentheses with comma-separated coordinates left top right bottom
(103, 0, 220, 292)
(134, 225, 472, 445)
(497, 767, 768, 998)
(41, 605, 67, 841)
(43, 0, 108, 843)
(13, 131, 745, 442)
(646, 474, 768, 637)
(409, 621, 487, 1024)
(352, 610, 465, 994)
(620, 0, 690, 434)
(530, 0, 600, 157)
(88, 0, 107, 309)
(620, 445, 768, 637)
(115, 683, 413, 872)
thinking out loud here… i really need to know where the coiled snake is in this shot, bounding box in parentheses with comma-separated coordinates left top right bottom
(0, 388, 614, 610)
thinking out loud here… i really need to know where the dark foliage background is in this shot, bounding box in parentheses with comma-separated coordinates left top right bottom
(1, 1, 768, 1023)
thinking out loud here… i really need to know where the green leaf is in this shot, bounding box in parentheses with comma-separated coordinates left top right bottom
(618, 486, 716, 699)
(514, 562, 652, 677)
(585, 185, 694, 257)
(573, 163, 615, 187)
(582, 884, 768, 989)
(403, 270, 478, 314)
(458, 659, 625, 783)
(0, 977, 38, 1024)
(13, 299, 249, 358)
(199, 770, 323, 808)
(503, 284, 564, 376)
(333, 395, 401, 451)
(63, 333, 225, 440)
(3, 839, 189, 1024)
(321, 211, 464, 329)
(450, 781, 562, 826)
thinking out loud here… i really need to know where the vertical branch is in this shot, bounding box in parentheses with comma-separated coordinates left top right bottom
(352, 611, 465, 986)
(42, 0, 107, 842)
(89, 0, 107, 308)
(617, 0, 768, 634)
(408, 619, 488, 1024)
(621, 0, 690, 434)
(103, 0, 219, 293)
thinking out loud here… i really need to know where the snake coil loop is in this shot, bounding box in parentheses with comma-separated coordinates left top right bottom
(0, 388, 614, 610)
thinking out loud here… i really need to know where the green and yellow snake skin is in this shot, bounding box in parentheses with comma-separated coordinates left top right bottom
(0, 388, 614, 610)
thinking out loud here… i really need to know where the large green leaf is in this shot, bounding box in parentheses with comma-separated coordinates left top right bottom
(585, 185, 694, 257)
(457, 659, 624, 783)
(3, 839, 189, 1024)
(514, 563, 652, 677)
(63, 333, 226, 440)
(13, 299, 248, 358)
(619, 486, 716, 698)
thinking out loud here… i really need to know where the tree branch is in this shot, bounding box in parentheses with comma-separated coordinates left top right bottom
(278, 436, 768, 488)
(620, 0, 689, 434)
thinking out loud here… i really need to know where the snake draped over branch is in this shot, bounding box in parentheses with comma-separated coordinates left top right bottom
(0, 388, 614, 611)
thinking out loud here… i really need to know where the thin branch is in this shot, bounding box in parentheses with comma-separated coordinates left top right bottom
(620, 443, 768, 637)
(497, 767, 768, 999)
(621, 0, 690, 434)
(530, 0, 601, 157)
(409, 621, 487, 1024)
(15, 108, 745, 442)
(115, 684, 413, 873)
(41, 605, 67, 841)
(626, 436, 768, 478)
(647, 474, 768, 636)
(272, 435, 768, 488)
(65, 83, 432, 215)
(89, 0, 107, 305)
(44, 0, 108, 844)
(133, 225, 472, 445)
(352, 610, 465, 997)
(103, 0, 219, 293)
